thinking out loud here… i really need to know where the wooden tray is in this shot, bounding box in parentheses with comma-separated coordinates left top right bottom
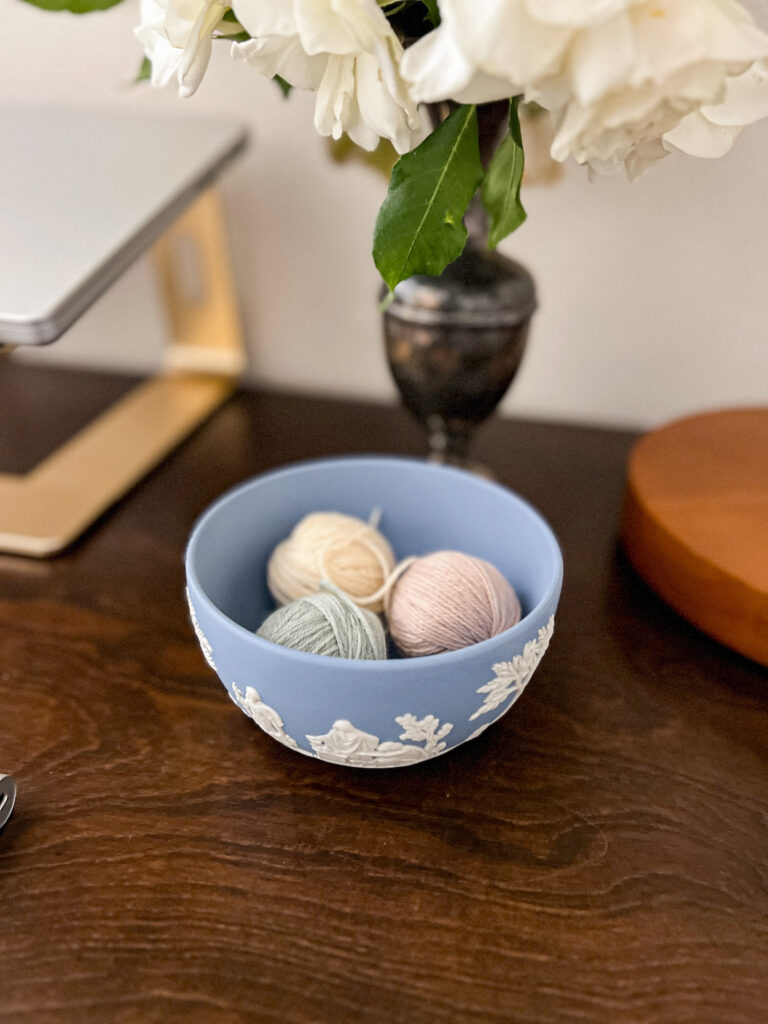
(621, 408, 768, 667)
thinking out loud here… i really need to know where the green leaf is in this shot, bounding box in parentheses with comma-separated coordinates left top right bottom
(216, 11, 249, 39)
(481, 98, 527, 249)
(135, 56, 151, 84)
(373, 104, 483, 292)
(273, 75, 292, 98)
(18, 0, 126, 11)
(420, 0, 440, 26)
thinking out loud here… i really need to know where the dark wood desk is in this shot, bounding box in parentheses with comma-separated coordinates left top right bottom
(1, 364, 766, 1024)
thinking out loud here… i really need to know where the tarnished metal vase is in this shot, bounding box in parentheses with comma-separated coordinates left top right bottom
(382, 241, 536, 472)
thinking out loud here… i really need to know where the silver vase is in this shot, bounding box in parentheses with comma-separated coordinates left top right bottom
(382, 225, 536, 473)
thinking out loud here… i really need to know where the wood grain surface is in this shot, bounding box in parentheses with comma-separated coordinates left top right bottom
(1, 363, 766, 1024)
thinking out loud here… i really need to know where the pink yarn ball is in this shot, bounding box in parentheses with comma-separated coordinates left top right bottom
(387, 550, 522, 657)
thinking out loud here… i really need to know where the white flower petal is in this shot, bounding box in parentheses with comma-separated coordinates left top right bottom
(525, 0, 638, 27)
(400, 26, 511, 104)
(314, 53, 356, 140)
(233, 0, 419, 152)
(566, 11, 637, 105)
(444, 0, 571, 84)
(627, 0, 768, 82)
(355, 52, 413, 152)
(295, 0, 367, 56)
(403, 0, 768, 177)
(231, 0, 297, 38)
(701, 60, 768, 124)
(135, 0, 224, 97)
(624, 135, 668, 177)
(234, 35, 326, 90)
(664, 109, 743, 156)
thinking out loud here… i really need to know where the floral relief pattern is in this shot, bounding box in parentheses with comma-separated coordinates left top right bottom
(307, 714, 453, 768)
(190, 595, 552, 762)
(470, 616, 555, 722)
(186, 588, 217, 672)
(231, 683, 299, 750)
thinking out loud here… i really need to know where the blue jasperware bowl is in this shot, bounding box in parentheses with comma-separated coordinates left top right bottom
(184, 456, 562, 769)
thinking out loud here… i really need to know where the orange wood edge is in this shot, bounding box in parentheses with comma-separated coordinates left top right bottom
(621, 467, 768, 669)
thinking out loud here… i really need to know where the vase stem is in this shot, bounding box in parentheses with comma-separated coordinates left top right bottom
(426, 414, 471, 464)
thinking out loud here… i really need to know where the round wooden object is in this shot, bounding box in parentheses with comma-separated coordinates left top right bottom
(621, 408, 768, 667)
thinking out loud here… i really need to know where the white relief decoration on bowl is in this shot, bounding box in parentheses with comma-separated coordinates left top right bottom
(307, 714, 453, 768)
(231, 682, 299, 749)
(185, 588, 217, 672)
(470, 616, 555, 722)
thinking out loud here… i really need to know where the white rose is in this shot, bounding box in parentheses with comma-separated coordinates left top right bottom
(135, 0, 238, 98)
(231, 0, 420, 153)
(400, 0, 572, 104)
(402, 0, 768, 178)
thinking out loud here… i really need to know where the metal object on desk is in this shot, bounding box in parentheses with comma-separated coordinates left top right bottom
(382, 240, 536, 474)
(382, 104, 536, 475)
(0, 775, 16, 832)
(0, 107, 248, 557)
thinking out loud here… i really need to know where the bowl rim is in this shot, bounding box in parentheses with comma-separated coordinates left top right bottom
(184, 454, 563, 673)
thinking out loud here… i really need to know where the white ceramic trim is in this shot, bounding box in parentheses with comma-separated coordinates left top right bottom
(470, 616, 555, 722)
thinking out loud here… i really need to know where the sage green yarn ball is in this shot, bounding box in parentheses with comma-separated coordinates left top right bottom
(257, 583, 387, 659)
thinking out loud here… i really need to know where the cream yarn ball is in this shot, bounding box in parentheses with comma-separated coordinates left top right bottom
(267, 511, 395, 613)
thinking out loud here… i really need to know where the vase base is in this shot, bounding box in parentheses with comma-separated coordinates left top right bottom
(427, 452, 496, 481)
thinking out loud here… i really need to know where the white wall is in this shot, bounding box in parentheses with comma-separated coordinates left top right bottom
(4, 0, 768, 429)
